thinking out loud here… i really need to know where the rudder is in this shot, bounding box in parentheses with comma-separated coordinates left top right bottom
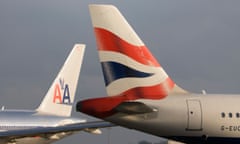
(37, 44, 85, 117)
(89, 5, 188, 99)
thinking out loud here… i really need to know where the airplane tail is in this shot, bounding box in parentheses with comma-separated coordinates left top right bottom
(37, 44, 85, 117)
(90, 5, 188, 99)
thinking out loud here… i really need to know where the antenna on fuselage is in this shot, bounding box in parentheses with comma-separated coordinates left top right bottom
(202, 90, 207, 95)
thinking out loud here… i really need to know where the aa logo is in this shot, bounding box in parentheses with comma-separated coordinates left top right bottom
(53, 78, 71, 104)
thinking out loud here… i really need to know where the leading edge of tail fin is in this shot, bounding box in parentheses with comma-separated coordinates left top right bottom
(37, 44, 85, 117)
(89, 5, 188, 99)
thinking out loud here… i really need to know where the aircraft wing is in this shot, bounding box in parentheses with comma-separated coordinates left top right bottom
(0, 121, 114, 139)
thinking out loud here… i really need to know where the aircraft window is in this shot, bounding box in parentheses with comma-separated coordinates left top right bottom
(221, 112, 225, 118)
(236, 113, 240, 118)
(229, 113, 233, 118)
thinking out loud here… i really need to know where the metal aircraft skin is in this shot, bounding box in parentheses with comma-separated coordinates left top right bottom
(0, 44, 112, 144)
(77, 5, 240, 144)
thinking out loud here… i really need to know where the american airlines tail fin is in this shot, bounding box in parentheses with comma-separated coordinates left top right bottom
(89, 5, 188, 99)
(37, 44, 85, 117)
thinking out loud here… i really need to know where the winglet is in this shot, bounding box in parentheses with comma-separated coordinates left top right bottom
(37, 44, 85, 117)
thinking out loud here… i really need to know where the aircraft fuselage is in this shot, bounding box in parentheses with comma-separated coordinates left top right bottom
(105, 94, 240, 144)
(0, 110, 84, 144)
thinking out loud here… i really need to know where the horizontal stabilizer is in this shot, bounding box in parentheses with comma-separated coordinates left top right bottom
(114, 102, 157, 114)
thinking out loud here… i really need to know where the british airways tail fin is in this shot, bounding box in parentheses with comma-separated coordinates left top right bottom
(89, 5, 188, 99)
(37, 44, 85, 117)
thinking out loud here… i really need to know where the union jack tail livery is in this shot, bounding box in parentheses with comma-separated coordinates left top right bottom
(91, 4, 188, 98)
(37, 44, 85, 117)
(77, 5, 188, 119)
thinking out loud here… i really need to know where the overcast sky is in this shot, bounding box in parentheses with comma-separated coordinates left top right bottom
(1, 1, 240, 144)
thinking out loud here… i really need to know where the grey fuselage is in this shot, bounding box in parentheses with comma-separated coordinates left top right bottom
(105, 94, 240, 144)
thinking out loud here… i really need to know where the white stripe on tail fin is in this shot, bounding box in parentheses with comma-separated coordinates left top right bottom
(37, 44, 85, 117)
(89, 5, 188, 99)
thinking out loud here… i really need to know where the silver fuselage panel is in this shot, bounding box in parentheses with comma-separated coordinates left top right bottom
(0, 109, 85, 144)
